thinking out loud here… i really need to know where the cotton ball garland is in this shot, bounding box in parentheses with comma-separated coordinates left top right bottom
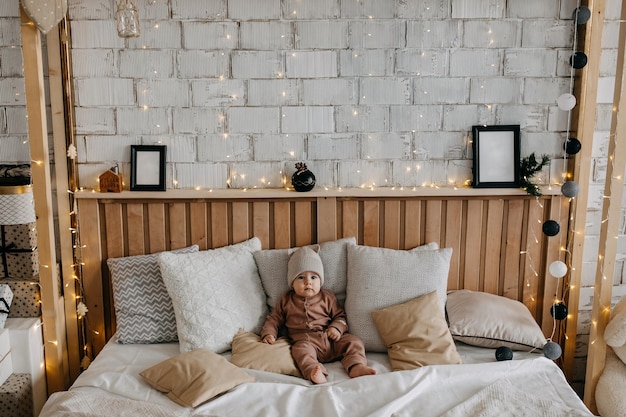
(549, 261, 568, 278)
(557, 93, 576, 111)
(564, 138, 581, 155)
(543, 341, 562, 360)
(573, 6, 591, 24)
(495, 346, 513, 361)
(561, 181, 579, 198)
(542, 220, 560, 237)
(550, 302, 568, 321)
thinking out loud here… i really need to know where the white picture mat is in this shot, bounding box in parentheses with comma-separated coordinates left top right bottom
(135, 151, 162, 185)
(477, 131, 515, 182)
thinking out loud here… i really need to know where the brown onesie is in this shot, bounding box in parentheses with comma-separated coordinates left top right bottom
(261, 288, 368, 380)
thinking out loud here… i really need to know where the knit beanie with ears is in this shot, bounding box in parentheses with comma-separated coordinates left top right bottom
(287, 246, 325, 288)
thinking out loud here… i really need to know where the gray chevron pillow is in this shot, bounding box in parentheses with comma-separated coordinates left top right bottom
(108, 245, 199, 344)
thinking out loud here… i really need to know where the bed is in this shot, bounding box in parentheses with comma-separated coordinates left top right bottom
(39, 189, 592, 416)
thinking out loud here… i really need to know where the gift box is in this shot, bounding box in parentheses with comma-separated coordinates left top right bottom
(0, 284, 13, 328)
(0, 224, 38, 279)
(2, 280, 40, 318)
(0, 373, 33, 417)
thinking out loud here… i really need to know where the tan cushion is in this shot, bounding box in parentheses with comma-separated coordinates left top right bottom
(446, 290, 546, 351)
(139, 349, 255, 408)
(230, 330, 301, 377)
(372, 291, 462, 371)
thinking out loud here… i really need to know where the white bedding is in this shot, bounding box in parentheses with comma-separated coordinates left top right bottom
(40, 336, 593, 417)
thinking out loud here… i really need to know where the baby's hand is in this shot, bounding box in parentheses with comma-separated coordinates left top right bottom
(262, 335, 276, 344)
(326, 327, 341, 341)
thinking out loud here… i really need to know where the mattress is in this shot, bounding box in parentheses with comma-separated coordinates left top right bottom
(40, 336, 593, 417)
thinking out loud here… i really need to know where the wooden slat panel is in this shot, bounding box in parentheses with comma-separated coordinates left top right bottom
(252, 202, 270, 248)
(383, 200, 401, 249)
(77, 192, 577, 368)
(503, 200, 524, 300)
(444, 200, 463, 290)
(104, 204, 124, 259)
(404, 200, 422, 249)
(169, 203, 188, 250)
(424, 200, 442, 244)
(341, 200, 359, 240)
(523, 198, 543, 316)
(317, 197, 337, 243)
(126, 203, 145, 256)
(231, 202, 249, 244)
(273, 201, 291, 248)
(189, 202, 208, 249)
(211, 202, 229, 248)
(463, 200, 483, 291)
(483, 199, 504, 294)
(363, 201, 379, 246)
(147, 204, 166, 253)
(294, 201, 313, 247)
(78, 199, 106, 357)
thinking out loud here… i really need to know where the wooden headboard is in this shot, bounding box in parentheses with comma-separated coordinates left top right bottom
(75, 188, 571, 364)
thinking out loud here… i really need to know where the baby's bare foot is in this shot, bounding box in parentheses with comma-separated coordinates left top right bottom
(348, 364, 376, 378)
(310, 365, 327, 384)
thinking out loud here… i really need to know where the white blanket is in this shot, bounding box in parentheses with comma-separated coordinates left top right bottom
(41, 341, 592, 417)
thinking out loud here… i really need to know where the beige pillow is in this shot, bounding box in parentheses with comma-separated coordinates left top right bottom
(345, 244, 452, 352)
(230, 330, 302, 377)
(446, 290, 546, 351)
(372, 291, 462, 371)
(139, 349, 255, 408)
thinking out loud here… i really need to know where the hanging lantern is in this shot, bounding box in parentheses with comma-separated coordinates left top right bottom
(116, 0, 140, 38)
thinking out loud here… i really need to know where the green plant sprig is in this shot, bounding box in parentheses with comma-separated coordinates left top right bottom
(520, 153, 550, 197)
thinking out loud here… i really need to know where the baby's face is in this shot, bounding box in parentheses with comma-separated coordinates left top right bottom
(292, 271, 321, 298)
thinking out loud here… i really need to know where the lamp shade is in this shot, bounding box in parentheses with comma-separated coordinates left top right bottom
(0, 186, 36, 225)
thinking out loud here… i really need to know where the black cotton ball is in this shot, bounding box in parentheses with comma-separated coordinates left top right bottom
(542, 220, 560, 237)
(570, 52, 588, 69)
(564, 138, 582, 155)
(550, 302, 568, 320)
(495, 346, 513, 361)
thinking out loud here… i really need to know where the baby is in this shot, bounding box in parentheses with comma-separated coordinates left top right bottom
(261, 246, 376, 384)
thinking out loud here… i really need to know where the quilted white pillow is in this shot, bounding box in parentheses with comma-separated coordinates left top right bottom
(345, 244, 452, 352)
(159, 238, 267, 353)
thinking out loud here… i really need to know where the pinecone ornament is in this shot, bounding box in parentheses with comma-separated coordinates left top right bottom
(291, 162, 316, 192)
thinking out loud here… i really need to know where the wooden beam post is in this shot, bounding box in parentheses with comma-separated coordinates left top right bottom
(20, 6, 67, 393)
(583, 0, 626, 411)
(565, 0, 605, 383)
(46, 21, 81, 383)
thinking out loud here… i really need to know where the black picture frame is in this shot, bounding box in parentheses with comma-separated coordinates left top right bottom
(130, 145, 166, 191)
(471, 125, 520, 188)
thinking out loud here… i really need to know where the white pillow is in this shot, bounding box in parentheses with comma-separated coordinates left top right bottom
(254, 237, 356, 309)
(159, 237, 267, 353)
(345, 244, 452, 352)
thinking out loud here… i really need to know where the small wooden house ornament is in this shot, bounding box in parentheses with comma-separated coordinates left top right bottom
(99, 166, 123, 193)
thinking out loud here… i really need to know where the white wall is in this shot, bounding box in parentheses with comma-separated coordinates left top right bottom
(63, 0, 575, 190)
